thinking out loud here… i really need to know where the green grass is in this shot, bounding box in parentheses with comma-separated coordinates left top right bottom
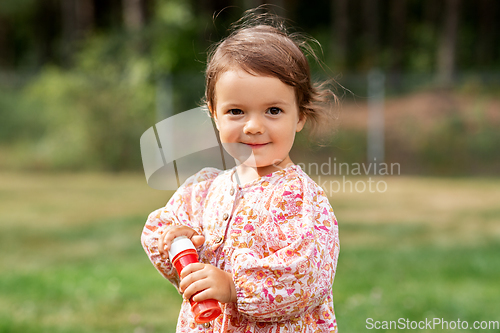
(335, 244, 500, 332)
(0, 172, 499, 332)
(0, 216, 183, 332)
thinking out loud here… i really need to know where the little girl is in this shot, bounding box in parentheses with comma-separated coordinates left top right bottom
(141, 12, 340, 333)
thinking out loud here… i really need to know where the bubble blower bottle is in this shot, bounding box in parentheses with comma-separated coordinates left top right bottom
(168, 236, 222, 323)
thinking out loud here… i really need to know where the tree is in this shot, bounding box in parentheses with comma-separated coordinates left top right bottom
(123, 0, 146, 31)
(61, 0, 94, 65)
(437, 0, 460, 86)
(0, 15, 10, 68)
(331, 0, 348, 68)
(363, 0, 379, 68)
(476, 0, 496, 67)
(390, 0, 407, 70)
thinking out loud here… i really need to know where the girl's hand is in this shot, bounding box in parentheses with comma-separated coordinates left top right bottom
(158, 225, 205, 258)
(179, 263, 237, 304)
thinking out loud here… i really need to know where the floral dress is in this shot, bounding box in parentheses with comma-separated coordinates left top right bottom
(141, 164, 340, 332)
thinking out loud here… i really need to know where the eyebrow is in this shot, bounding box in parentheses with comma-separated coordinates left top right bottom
(219, 100, 292, 109)
(265, 100, 291, 106)
(219, 102, 244, 109)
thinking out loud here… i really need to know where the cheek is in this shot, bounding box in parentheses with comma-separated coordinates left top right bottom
(276, 120, 298, 138)
(217, 121, 239, 140)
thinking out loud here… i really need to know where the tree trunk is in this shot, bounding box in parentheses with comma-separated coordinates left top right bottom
(363, 0, 379, 67)
(76, 0, 94, 34)
(0, 15, 10, 68)
(60, 0, 94, 65)
(60, 0, 77, 65)
(389, 0, 407, 90)
(437, 0, 461, 86)
(390, 0, 406, 71)
(331, 0, 348, 68)
(123, 0, 145, 31)
(477, 0, 496, 66)
(423, 0, 441, 27)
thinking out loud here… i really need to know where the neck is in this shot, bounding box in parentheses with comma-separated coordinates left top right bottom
(233, 157, 294, 185)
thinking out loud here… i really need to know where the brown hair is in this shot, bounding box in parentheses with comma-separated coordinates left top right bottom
(204, 10, 338, 137)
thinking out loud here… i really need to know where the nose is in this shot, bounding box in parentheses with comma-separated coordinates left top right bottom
(243, 114, 265, 135)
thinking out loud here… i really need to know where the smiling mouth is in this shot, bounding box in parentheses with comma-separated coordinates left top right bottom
(244, 143, 269, 148)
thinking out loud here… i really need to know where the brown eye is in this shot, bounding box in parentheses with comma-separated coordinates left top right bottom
(228, 109, 243, 115)
(267, 107, 282, 115)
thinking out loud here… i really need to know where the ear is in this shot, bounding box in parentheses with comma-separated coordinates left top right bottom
(296, 113, 307, 132)
(208, 103, 220, 131)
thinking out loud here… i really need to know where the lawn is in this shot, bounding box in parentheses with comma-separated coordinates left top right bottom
(0, 172, 499, 332)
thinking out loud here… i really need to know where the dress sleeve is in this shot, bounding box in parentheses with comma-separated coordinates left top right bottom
(141, 167, 221, 290)
(231, 178, 340, 322)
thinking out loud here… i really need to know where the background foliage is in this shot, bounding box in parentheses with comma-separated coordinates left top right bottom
(0, 0, 499, 174)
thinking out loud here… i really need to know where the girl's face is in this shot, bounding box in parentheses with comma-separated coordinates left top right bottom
(212, 68, 306, 175)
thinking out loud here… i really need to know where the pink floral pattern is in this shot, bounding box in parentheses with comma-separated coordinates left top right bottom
(141, 165, 340, 332)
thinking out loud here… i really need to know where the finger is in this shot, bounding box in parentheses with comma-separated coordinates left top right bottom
(179, 264, 207, 294)
(180, 263, 205, 280)
(191, 234, 206, 248)
(179, 272, 199, 295)
(158, 232, 168, 256)
(183, 279, 211, 301)
(162, 227, 197, 253)
(191, 287, 219, 303)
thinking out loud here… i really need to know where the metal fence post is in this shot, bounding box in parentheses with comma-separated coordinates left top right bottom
(367, 69, 385, 174)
